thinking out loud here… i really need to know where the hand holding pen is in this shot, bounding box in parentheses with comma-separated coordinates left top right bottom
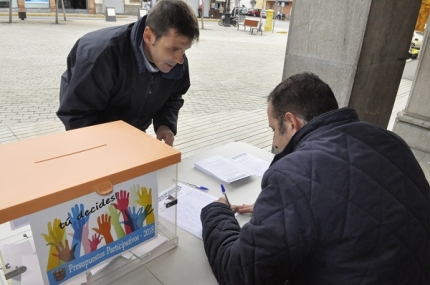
(220, 184, 231, 207)
(220, 184, 238, 212)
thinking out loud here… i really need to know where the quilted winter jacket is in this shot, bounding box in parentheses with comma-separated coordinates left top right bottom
(201, 108, 430, 285)
(57, 16, 189, 134)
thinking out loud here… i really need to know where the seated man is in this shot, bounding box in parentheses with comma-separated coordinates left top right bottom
(201, 72, 430, 284)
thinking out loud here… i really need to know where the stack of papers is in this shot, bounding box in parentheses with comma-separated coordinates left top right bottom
(158, 183, 217, 239)
(194, 152, 271, 184)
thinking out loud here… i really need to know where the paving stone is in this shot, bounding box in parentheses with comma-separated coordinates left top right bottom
(0, 15, 417, 165)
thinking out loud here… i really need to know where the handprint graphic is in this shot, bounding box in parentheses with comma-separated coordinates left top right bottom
(42, 218, 66, 270)
(135, 187, 155, 225)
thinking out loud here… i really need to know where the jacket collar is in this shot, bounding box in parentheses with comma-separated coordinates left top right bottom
(131, 16, 187, 80)
(270, 107, 360, 166)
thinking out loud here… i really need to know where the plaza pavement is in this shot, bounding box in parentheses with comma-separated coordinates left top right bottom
(0, 15, 287, 156)
(0, 14, 429, 179)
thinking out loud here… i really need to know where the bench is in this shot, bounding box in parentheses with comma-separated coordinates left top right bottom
(251, 22, 263, 36)
(237, 19, 259, 32)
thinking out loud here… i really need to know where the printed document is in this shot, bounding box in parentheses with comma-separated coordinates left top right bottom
(158, 183, 217, 239)
(194, 153, 270, 183)
(229, 152, 270, 176)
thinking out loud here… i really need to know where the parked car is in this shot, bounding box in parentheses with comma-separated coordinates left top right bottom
(232, 6, 248, 16)
(247, 8, 261, 17)
(261, 10, 267, 18)
(411, 31, 424, 48)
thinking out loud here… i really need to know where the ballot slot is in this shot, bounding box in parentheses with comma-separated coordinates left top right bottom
(34, 144, 108, 164)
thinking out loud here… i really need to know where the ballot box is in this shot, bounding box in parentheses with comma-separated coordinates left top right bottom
(0, 121, 180, 285)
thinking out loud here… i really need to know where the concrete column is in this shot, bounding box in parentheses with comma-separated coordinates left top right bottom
(282, 0, 421, 128)
(393, 24, 430, 153)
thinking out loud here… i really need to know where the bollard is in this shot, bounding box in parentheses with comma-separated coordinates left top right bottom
(105, 7, 116, 22)
(138, 8, 147, 20)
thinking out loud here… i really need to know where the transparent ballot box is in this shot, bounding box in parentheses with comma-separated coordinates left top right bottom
(0, 121, 180, 285)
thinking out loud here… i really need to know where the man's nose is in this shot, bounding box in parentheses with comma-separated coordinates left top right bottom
(173, 51, 185, 65)
(272, 146, 280, 155)
(271, 134, 279, 154)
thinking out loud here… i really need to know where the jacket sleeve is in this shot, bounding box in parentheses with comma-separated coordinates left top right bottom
(57, 42, 116, 130)
(152, 60, 189, 135)
(201, 170, 318, 285)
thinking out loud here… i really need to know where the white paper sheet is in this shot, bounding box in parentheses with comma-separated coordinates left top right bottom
(229, 152, 270, 177)
(158, 183, 217, 239)
(121, 251, 133, 260)
(61, 273, 88, 285)
(21, 255, 44, 285)
(194, 155, 250, 183)
(0, 241, 34, 272)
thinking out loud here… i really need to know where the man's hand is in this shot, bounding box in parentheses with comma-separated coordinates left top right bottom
(217, 197, 239, 213)
(236, 203, 254, 214)
(217, 197, 229, 205)
(217, 198, 255, 214)
(156, 125, 174, 146)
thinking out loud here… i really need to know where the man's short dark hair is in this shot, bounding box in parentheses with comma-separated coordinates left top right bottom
(146, 0, 199, 43)
(267, 72, 339, 133)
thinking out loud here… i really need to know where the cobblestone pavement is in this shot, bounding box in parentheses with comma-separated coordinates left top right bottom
(0, 15, 290, 157)
(0, 15, 428, 179)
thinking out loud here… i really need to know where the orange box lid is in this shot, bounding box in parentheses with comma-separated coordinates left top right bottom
(0, 121, 181, 224)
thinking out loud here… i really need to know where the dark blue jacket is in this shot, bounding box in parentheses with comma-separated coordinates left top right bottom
(57, 16, 189, 134)
(201, 108, 430, 285)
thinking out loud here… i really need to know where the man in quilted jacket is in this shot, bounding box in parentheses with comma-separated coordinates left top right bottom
(201, 72, 430, 285)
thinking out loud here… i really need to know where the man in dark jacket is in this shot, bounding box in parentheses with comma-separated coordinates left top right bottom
(57, 0, 199, 146)
(201, 72, 430, 284)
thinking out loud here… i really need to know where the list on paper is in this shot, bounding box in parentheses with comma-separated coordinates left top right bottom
(158, 183, 217, 239)
(229, 152, 271, 177)
(194, 153, 271, 183)
(194, 155, 251, 184)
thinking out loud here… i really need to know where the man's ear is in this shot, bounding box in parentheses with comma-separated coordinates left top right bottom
(143, 26, 154, 45)
(284, 112, 304, 133)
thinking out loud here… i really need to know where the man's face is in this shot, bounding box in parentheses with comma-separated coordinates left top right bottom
(143, 27, 193, 73)
(267, 102, 295, 154)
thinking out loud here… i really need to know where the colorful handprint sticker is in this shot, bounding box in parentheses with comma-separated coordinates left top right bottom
(29, 172, 159, 285)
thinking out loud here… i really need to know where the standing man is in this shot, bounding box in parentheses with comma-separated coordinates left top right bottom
(57, 0, 199, 146)
(219, 5, 224, 15)
(201, 72, 430, 284)
(198, 4, 202, 18)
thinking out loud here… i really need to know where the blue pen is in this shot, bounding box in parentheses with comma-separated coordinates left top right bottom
(172, 179, 209, 190)
(220, 184, 231, 207)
